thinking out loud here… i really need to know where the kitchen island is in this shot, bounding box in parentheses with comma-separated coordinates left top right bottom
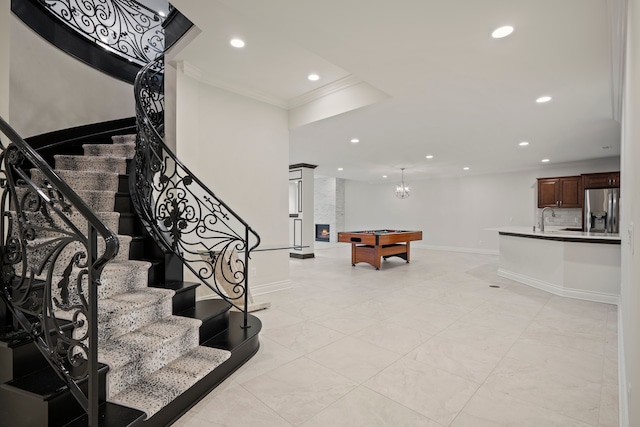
(491, 227, 621, 304)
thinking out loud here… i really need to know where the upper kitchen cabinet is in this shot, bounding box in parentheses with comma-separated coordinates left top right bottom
(537, 176, 582, 208)
(582, 171, 620, 189)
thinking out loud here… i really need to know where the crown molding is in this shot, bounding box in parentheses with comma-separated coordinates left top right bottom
(174, 62, 363, 111)
(176, 60, 202, 80)
(200, 75, 289, 108)
(175, 60, 288, 108)
(287, 75, 363, 109)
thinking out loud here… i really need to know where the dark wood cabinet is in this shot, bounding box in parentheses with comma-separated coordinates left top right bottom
(537, 176, 582, 208)
(582, 172, 620, 189)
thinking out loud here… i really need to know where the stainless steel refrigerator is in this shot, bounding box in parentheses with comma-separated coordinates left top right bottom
(584, 187, 620, 233)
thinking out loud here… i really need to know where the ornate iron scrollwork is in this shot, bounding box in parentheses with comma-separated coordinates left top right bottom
(37, 0, 164, 66)
(0, 117, 118, 419)
(133, 56, 261, 325)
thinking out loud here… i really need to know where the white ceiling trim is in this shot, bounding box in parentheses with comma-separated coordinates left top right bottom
(287, 75, 364, 109)
(177, 60, 289, 109)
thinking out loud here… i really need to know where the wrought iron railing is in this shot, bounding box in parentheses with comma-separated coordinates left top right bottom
(35, 0, 164, 66)
(0, 116, 118, 426)
(133, 55, 261, 328)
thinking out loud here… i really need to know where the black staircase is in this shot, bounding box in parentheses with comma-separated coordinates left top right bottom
(1, 1, 263, 425)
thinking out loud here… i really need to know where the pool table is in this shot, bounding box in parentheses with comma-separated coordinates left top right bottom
(337, 230, 423, 270)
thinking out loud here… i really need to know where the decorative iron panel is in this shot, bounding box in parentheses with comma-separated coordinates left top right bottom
(37, 0, 164, 65)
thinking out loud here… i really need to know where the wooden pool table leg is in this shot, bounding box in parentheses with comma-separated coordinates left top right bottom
(351, 243, 356, 266)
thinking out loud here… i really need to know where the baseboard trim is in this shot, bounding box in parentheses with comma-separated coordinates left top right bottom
(414, 244, 499, 256)
(197, 280, 292, 301)
(497, 268, 620, 305)
(250, 280, 293, 296)
(619, 311, 628, 427)
(289, 253, 315, 259)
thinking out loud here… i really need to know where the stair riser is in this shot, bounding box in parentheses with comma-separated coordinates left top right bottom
(98, 262, 151, 299)
(106, 327, 200, 398)
(16, 234, 132, 276)
(30, 169, 120, 193)
(54, 155, 128, 174)
(199, 310, 230, 344)
(13, 210, 120, 239)
(0, 340, 47, 384)
(15, 187, 116, 213)
(112, 135, 136, 145)
(0, 364, 108, 427)
(98, 296, 173, 342)
(83, 143, 135, 159)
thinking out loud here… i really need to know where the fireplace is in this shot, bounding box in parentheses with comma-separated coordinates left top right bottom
(315, 224, 330, 242)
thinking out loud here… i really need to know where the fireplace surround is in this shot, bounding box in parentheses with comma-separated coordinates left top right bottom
(315, 224, 330, 242)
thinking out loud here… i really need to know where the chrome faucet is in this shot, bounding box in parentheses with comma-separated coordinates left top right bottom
(539, 207, 556, 232)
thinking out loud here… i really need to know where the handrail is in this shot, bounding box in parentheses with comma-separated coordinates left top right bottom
(132, 55, 261, 328)
(0, 116, 118, 426)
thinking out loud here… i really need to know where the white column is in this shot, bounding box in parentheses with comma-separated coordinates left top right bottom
(289, 164, 316, 258)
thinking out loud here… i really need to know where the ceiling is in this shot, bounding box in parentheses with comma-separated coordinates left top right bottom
(168, 0, 622, 183)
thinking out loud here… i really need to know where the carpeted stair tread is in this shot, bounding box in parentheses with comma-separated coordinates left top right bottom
(54, 154, 128, 174)
(97, 260, 153, 298)
(100, 316, 203, 369)
(83, 143, 135, 159)
(15, 235, 134, 281)
(112, 134, 136, 145)
(99, 316, 202, 397)
(98, 288, 174, 342)
(109, 346, 231, 418)
(31, 169, 120, 193)
(17, 132, 240, 423)
(15, 209, 120, 239)
(14, 186, 116, 213)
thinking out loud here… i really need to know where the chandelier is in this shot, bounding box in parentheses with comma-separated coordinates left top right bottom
(395, 168, 410, 199)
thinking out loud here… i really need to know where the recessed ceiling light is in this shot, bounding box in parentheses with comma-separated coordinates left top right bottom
(519, 141, 529, 146)
(492, 26, 514, 38)
(541, 158, 550, 163)
(337, 167, 343, 171)
(536, 96, 552, 103)
(308, 74, 320, 81)
(463, 167, 470, 170)
(230, 38, 245, 48)
(350, 138, 359, 143)
(382, 175, 388, 178)
(426, 155, 434, 159)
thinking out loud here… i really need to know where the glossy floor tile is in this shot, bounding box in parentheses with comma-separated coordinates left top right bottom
(175, 247, 619, 426)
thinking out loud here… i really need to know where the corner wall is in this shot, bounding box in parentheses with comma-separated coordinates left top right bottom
(173, 64, 290, 297)
(9, 15, 134, 137)
(0, 0, 10, 120)
(620, 0, 639, 425)
(345, 157, 620, 254)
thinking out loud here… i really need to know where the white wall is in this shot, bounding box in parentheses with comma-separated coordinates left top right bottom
(9, 16, 134, 137)
(173, 64, 290, 297)
(620, 0, 640, 425)
(0, 0, 10, 120)
(344, 157, 620, 254)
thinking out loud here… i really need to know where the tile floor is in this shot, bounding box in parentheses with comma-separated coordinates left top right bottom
(174, 246, 619, 426)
